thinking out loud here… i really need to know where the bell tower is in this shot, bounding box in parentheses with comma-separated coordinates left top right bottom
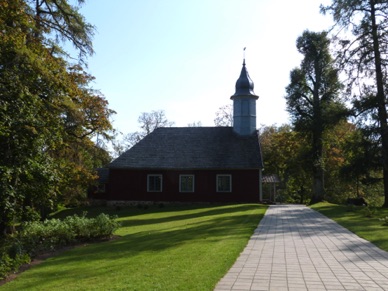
(230, 59, 259, 135)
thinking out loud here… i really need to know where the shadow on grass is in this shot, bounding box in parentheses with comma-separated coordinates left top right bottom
(53, 203, 256, 219)
(310, 203, 388, 253)
(117, 204, 260, 227)
(2, 204, 266, 290)
(49, 208, 261, 262)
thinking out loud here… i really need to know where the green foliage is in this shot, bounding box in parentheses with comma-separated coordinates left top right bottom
(321, 1, 388, 207)
(260, 125, 312, 203)
(379, 216, 388, 226)
(19, 213, 120, 254)
(260, 121, 384, 205)
(0, 212, 119, 280)
(63, 212, 120, 240)
(0, 252, 30, 280)
(0, 0, 114, 233)
(285, 30, 347, 204)
(361, 206, 377, 218)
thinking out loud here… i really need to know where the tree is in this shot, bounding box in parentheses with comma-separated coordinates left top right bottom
(113, 110, 174, 156)
(339, 123, 383, 204)
(0, 0, 113, 233)
(187, 121, 202, 127)
(30, 0, 94, 62)
(321, 0, 388, 207)
(214, 104, 233, 127)
(138, 110, 174, 135)
(49, 65, 114, 206)
(285, 30, 347, 203)
(322, 121, 368, 203)
(260, 125, 311, 203)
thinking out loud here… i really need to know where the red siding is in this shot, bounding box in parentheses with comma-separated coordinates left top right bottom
(106, 169, 260, 203)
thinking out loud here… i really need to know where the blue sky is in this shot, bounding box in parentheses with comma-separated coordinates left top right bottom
(79, 0, 333, 135)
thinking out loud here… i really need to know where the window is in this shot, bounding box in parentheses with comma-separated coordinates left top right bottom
(147, 174, 162, 192)
(97, 184, 106, 193)
(180, 175, 194, 192)
(242, 100, 249, 115)
(217, 175, 232, 192)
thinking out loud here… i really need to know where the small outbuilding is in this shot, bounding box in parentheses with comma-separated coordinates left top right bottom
(262, 174, 281, 203)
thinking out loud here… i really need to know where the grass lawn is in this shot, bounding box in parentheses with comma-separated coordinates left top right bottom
(310, 202, 388, 252)
(1, 203, 267, 291)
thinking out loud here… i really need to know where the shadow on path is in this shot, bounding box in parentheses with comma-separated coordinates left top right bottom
(215, 204, 388, 291)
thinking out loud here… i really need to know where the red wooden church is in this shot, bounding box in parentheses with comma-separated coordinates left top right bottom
(93, 60, 264, 203)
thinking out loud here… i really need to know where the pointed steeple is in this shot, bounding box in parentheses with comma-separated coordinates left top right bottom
(230, 59, 259, 136)
(231, 59, 259, 98)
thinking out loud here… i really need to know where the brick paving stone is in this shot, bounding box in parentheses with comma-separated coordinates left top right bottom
(214, 205, 388, 291)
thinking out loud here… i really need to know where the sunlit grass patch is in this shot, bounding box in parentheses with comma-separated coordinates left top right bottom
(311, 202, 388, 252)
(2, 203, 267, 291)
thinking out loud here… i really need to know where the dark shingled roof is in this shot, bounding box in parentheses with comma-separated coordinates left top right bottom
(109, 127, 263, 170)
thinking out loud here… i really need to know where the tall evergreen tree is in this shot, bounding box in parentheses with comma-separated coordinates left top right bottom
(321, 0, 388, 207)
(285, 30, 346, 203)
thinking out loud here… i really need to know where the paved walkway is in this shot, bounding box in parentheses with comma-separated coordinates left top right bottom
(214, 204, 388, 291)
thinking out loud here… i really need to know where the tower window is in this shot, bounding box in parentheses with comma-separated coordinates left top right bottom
(242, 100, 249, 115)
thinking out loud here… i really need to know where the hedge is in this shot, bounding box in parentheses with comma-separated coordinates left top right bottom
(0, 213, 120, 280)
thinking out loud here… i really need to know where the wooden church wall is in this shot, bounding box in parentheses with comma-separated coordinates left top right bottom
(105, 169, 261, 203)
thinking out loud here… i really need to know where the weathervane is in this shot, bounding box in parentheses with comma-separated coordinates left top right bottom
(243, 47, 246, 65)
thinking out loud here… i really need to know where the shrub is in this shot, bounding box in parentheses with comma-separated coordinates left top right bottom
(361, 206, 376, 218)
(0, 238, 31, 280)
(0, 252, 30, 280)
(19, 218, 74, 255)
(379, 216, 388, 226)
(89, 213, 120, 238)
(0, 212, 120, 280)
(63, 212, 93, 240)
(62, 213, 120, 240)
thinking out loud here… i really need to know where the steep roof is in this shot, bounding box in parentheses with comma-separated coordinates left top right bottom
(262, 174, 280, 183)
(109, 127, 263, 170)
(231, 59, 259, 99)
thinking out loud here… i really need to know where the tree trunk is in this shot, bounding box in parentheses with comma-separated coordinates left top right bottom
(312, 165, 325, 203)
(311, 129, 325, 203)
(311, 62, 325, 204)
(370, 3, 388, 207)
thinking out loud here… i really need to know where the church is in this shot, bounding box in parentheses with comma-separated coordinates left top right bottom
(94, 59, 264, 203)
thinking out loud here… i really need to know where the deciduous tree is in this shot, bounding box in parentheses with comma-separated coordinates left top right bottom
(260, 125, 311, 203)
(115, 110, 174, 155)
(214, 104, 233, 127)
(0, 0, 114, 233)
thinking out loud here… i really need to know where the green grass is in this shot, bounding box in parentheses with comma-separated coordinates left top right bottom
(310, 202, 388, 252)
(1, 203, 267, 291)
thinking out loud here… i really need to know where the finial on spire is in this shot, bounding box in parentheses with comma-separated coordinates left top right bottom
(243, 47, 246, 65)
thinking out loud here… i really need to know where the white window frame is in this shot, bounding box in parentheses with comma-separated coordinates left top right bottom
(216, 174, 232, 192)
(147, 174, 162, 192)
(179, 175, 195, 193)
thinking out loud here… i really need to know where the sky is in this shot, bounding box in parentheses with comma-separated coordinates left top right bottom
(78, 0, 334, 135)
